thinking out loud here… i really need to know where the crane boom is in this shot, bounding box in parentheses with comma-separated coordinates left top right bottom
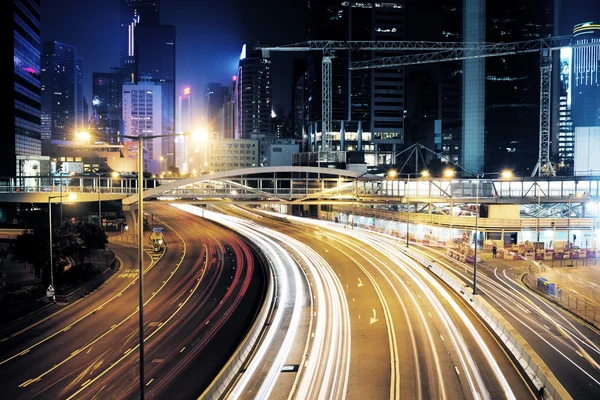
(348, 35, 586, 70)
(257, 40, 492, 52)
(257, 35, 597, 176)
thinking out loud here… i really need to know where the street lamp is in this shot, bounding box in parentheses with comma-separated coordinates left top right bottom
(443, 169, 455, 244)
(406, 173, 410, 247)
(97, 172, 102, 225)
(567, 193, 582, 249)
(568, 194, 572, 249)
(48, 193, 76, 301)
(471, 169, 512, 295)
(123, 131, 189, 399)
(473, 173, 481, 295)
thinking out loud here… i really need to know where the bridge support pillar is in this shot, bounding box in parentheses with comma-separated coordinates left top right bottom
(123, 204, 139, 239)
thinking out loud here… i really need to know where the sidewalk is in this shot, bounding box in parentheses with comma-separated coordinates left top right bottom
(479, 249, 600, 328)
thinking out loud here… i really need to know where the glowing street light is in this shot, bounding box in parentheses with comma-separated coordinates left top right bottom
(76, 131, 91, 144)
(123, 130, 189, 399)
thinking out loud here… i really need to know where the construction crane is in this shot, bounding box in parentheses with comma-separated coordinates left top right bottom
(258, 41, 484, 152)
(347, 35, 600, 177)
(259, 36, 599, 177)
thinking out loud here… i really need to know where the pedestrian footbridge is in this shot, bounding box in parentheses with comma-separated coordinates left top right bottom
(0, 166, 599, 206)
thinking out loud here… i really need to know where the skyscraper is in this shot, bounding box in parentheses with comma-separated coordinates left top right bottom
(6, 0, 44, 181)
(571, 22, 600, 127)
(76, 56, 85, 132)
(41, 41, 78, 141)
(177, 86, 192, 172)
(234, 44, 273, 139)
(484, 0, 554, 175)
(91, 71, 126, 144)
(462, 0, 485, 175)
(204, 83, 229, 138)
(122, 77, 162, 174)
(404, 0, 461, 166)
(305, 1, 404, 166)
(119, 0, 160, 73)
(134, 23, 176, 167)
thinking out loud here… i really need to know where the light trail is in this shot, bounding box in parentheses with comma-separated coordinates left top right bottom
(266, 211, 517, 399)
(174, 204, 352, 399)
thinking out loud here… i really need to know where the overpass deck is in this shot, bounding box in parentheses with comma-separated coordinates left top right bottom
(0, 167, 598, 206)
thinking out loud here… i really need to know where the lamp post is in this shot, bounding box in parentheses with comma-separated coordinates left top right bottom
(406, 173, 410, 247)
(48, 193, 76, 301)
(536, 183, 541, 243)
(473, 174, 480, 295)
(568, 194, 572, 249)
(124, 131, 191, 399)
(97, 172, 102, 226)
(444, 168, 456, 245)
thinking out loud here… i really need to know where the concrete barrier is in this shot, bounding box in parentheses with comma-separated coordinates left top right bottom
(400, 246, 571, 400)
(198, 236, 276, 400)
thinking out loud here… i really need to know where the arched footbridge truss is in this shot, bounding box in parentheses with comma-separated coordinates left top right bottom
(1, 167, 599, 206)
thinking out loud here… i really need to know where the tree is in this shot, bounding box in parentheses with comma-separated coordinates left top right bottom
(10, 222, 108, 285)
(67, 221, 108, 265)
(0, 246, 9, 267)
(10, 228, 48, 280)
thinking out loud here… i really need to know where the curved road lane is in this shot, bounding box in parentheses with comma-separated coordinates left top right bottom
(0, 204, 265, 400)
(224, 206, 536, 400)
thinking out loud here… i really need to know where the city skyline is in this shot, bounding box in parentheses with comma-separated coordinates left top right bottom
(40, 0, 306, 120)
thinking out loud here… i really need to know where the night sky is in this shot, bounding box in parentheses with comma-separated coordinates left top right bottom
(40, 0, 599, 122)
(40, 0, 307, 119)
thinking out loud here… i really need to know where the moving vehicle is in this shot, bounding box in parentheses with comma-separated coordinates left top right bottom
(149, 227, 165, 252)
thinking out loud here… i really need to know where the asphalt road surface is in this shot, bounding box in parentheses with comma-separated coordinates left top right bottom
(0, 204, 265, 400)
(210, 205, 536, 400)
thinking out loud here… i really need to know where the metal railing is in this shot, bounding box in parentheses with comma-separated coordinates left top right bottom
(0, 173, 599, 204)
(524, 265, 600, 328)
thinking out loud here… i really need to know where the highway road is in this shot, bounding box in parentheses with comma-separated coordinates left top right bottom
(409, 242, 600, 399)
(176, 204, 351, 400)
(197, 205, 536, 400)
(0, 204, 264, 400)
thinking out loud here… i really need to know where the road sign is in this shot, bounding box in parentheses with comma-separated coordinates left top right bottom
(46, 285, 55, 298)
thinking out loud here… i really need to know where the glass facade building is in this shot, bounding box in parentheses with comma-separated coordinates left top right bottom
(305, 1, 404, 166)
(234, 44, 273, 140)
(571, 22, 600, 127)
(134, 23, 176, 167)
(41, 41, 78, 141)
(91, 71, 126, 144)
(8, 0, 43, 178)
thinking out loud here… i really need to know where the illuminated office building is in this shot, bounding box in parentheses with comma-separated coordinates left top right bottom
(571, 22, 600, 127)
(91, 71, 126, 144)
(41, 41, 78, 141)
(557, 22, 600, 170)
(234, 44, 272, 140)
(6, 1, 48, 182)
(177, 86, 192, 172)
(305, 1, 404, 167)
(122, 77, 163, 174)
